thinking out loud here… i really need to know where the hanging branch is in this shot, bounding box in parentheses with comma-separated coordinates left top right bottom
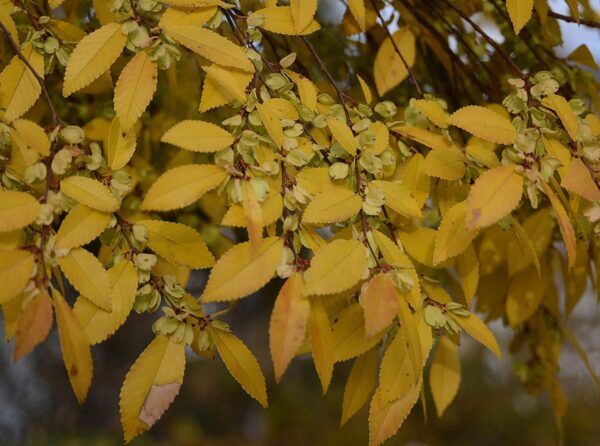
(548, 10, 600, 29)
(0, 21, 65, 127)
(368, 0, 424, 97)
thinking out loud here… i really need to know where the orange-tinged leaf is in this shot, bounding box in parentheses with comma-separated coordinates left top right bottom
(13, 290, 53, 362)
(368, 385, 420, 446)
(270, 273, 309, 382)
(360, 273, 398, 338)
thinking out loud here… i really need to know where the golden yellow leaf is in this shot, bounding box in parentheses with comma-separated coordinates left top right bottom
(58, 248, 112, 311)
(568, 44, 599, 70)
(327, 117, 357, 155)
(56, 204, 110, 249)
(0, 249, 35, 304)
(332, 304, 383, 362)
(371, 180, 422, 219)
(161, 120, 234, 153)
(562, 157, 600, 202)
(202, 237, 283, 302)
(423, 148, 466, 180)
(360, 273, 398, 338)
(290, 0, 317, 33)
(368, 385, 420, 446)
(269, 273, 309, 382)
(542, 182, 577, 269)
(454, 312, 501, 357)
(200, 64, 252, 110)
(379, 329, 417, 405)
(309, 295, 334, 393)
(12, 119, 50, 156)
(414, 99, 448, 128)
(506, 266, 547, 326)
(392, 126, 459, 152)
(63, 22, 127, 96)
(60, 176, 120, 212)
(210, 327, 268, 407)
(0, 190, 41, 232)
(106, 117, 137, 170)
(397, 227, 437, 268)
(119, 335, 185, 442)
(394, 152, 431, 208)
(429, 336, 461, 417)
(114, 51, 158, 130)
(341, 349, 377, 425)
(456, 245, 479, 305)
(162, 24, 253, 72)
(507, 0, 534, 34)
(295, 167, 333, 195)
(140, 219, 215, 269)
(256, 101, 285, 148)
(54, 289, 93, 404)
(221, 192, 283, 228)
(74, 260, 137, 344)
(252, 6, 321, 35)
(542, 94, 579, 141)
(303, 187, 362, 225)
(357, 74, 372, 104)
(348, 0, 366, 31)
(448, 106, 517, 145)
(13, 290, 53, 362)
(158, 7, 217, 29)
(396, 296, 423, 379)
(433, 201, 479, 264)
(467, 165, 523, 229)
(374, 27, 415, 96)
(506, 208, 554, 276)
(0, 43, 44, 122)
(140, 164, 227, 211)
(303, 238, 367, 296)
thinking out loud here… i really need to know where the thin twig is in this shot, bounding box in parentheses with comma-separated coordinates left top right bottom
(0, 21, 65, 127)
(548, 10, 600, 29)
(368, 0, 423, 97)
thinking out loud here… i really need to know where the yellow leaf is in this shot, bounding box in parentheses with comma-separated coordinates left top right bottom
(162, 25, 253, 72)
(290, 0, 317, 33)
(357, 74, 372, 104)
(0, 249, 35, 304)
(200, 64, 252, 110)
(0, 229, 21, 250)
(242, 181, 264, 248)
(341, 349, 377, 425)
(114, 51, 158, 130)
(158, 7, 217, 29)
(253, 6, 321, 35)
(448, 106, 517, 145)
(0, 190, 41, 232)
(397, 227, 437, 268)
(466, 165, 523, 228)
(63, 22, 127, 96)
(392, 126, 458, 152)
(368, 385, 420, 446)
(542, 94, 579, 141)
(119, 335, 185, 442)
(161, 120, 234, 152)
(56, 204, 110, 249)
(371, 180, 422, 219)
(140, 164, 227, 211)
(0, 7, 18, 43)
(396, 296, 423, 379)
(433, 201, 479, 264)
(327, 117, 357, 155)
(309, 295, 334, 393)
(12, 119, 51, 156)
(0, 43, 44, 123)
(365, 121, 389, 155)
(506, 208, 554, 276)
(465, 136, 500, 168)
(269, 273, 309, 382)
(423, 148, 466, 180)
(303, 238, 367, 296)
(303, 187, 362, 225)
(378, 329, 417, 405)
(74, 259, 137, 344)
(360, 273, 398, 338)
(456, 245, 479, 305)
(395, 152, 430, 208)
(454, 312, 501, 357)
(210, 327, 268, 407)
(58, 248, 112, 311)
(414, 99, 448, 128)
(256, 101, 285, 148)
(568, 44, 599, 70)
(565, 240, 590, 316)
(295, 166, 333, 195)
(60, 176, 120, 212)
(374, 27, 415, 96)
(332, 304, 383, 362)
(507, 0, 534, 34)
(13, 289, 53, 362)
(506, 266, 547, 326)
(562, 157, 600, 202)
(202, 237, 283, 302)
(542, 182, 577, 269)
(139, 219, 215, 269)
(348, 0, 366, 31)
(429, 336, 461, 417)
(104, 117, 137, 170)
(221, 192, 283, 228)
(1, 295, 21, 342)
(54, 289, 93, 404)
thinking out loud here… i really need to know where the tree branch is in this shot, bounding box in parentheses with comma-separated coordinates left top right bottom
(548, 11, 600, 29)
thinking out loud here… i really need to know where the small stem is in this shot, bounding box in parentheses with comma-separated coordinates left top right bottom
(369, 0, 423, 97)
(0, 21, 65, 127)
(548, 11, 600, 29)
